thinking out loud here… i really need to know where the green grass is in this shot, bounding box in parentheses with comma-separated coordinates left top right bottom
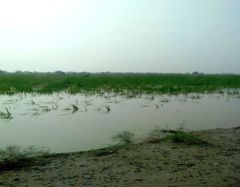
(0, 145, 49, 171)
(164, 131, 208, 145)
(0, 72, 239, 94)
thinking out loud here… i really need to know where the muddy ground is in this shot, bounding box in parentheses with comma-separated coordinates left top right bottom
(0, 127, 240, 187)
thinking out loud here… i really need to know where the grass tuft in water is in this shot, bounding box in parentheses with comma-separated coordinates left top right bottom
(112, 131, 135, 144)
(0, 108, 12, 119)
(71, 104, 79, 113)
(105, 105, 111, 112)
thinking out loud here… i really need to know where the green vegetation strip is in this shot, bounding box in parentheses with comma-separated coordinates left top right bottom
(0, 73, 239, 94)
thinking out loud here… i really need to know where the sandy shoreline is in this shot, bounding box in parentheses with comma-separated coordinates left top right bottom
(0, 127, 240, 187)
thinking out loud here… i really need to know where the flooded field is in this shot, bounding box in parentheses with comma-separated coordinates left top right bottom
(0, 92, 240, 153)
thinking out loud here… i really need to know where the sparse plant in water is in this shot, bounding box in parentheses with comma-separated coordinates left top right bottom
(31, 101, 52, 114)
(154, 104, 159, 109)
(161, 98, 170, 103)
(112, 131, 135, 144)
(105, 105, 111, 112)
(72, 104, 79, 113)
(0, 108, 12, 119)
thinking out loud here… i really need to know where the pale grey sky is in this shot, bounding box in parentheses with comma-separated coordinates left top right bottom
(0, 0, 239, 73)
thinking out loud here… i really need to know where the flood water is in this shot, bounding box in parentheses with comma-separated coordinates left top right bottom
(0, 92, 240, 153)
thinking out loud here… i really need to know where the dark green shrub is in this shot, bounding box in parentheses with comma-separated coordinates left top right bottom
(165, 131, 208, 145)
(0, 145, 49, 170)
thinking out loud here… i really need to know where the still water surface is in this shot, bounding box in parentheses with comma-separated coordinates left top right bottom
(0, 93, 239, 153)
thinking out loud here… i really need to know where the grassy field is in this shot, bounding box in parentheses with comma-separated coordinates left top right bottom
(0, 72, 239, 94)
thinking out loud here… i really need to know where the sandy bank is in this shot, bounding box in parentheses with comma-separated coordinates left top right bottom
(0, 127, 240, 187)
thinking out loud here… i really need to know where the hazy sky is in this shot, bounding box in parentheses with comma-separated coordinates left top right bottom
(0, 0, 239, 73)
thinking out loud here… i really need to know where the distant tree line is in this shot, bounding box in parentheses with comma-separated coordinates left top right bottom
(0, 70, 238, 76)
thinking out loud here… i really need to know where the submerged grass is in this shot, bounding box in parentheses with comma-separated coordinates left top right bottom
(0, 72, 239, 94)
